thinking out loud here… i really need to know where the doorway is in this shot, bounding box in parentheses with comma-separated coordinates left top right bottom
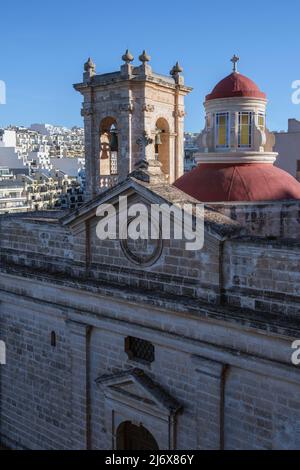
(116, 421, 159, 450)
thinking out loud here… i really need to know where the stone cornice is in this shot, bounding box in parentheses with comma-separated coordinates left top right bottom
(73, 74, 192, 94)
(0, 264, 299, 340)
(195, 151, 278, 164)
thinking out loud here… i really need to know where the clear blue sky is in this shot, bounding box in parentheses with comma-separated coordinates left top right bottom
(1, 0, 300, 132)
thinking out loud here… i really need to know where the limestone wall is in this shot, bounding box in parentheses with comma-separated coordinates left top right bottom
(0, 274, 299, 450)
(211, 200, 300, 239)
(86, 215, 221, 303)
(225, 368, 300, 450)
(1, 208, 300, 318)
(0, 215, 73, 273)
(0, 296, 72, 449)
(223, 238, 300, 316)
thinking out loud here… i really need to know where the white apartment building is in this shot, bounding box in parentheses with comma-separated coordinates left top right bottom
(30, 123, 53, 135)
(50, 157, 84, 177)
(0, 167, 13, 180)
(0, 147, 26, 170)
(0, 180, 29, 214)
(184, 132, 200, 173)
(0, 129, 17, 147)
(0, 125, 85, 213)
(274, 119, 300, 180)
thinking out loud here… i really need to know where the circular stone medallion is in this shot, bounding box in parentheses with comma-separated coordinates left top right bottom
(120, 218, 163, 267)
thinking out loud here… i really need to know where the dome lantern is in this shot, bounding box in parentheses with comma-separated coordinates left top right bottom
(174, 58, 300, 202)
(201, 57, 269, 157)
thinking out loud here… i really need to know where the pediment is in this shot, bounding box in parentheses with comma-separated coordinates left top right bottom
(61, 176, 244, 244)
(96, 368, 182, 416)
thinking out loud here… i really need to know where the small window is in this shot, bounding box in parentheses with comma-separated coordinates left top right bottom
(110, 152, 118, 175)
(258, 113, 265, 130)
(216, 113, 229, 148)
(238, 112, 252, 148)
(206, 113, 211, 130)
(51, 331, 56, 347)
(125, 337, 155, 363)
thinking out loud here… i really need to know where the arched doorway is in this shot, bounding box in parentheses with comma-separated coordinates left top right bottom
(155, 118, 170, 179)
(99, 117, 119, 176)
(116, 421, 159, 450)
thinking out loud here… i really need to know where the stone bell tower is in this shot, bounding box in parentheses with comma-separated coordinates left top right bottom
(74, 50, 192, 200)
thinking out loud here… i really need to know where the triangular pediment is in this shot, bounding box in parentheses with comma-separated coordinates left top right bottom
(61, 176, 244, 243)
(96, 368, 182, 415)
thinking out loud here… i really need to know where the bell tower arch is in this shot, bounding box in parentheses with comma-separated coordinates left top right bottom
(74, 51, 192, 200)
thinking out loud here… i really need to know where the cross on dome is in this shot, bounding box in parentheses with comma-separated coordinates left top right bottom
(231, 54, 240, 73)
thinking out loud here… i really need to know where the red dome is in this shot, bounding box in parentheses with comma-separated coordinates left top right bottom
(206, 72, 266, 101)
(174, 163, 300, 202)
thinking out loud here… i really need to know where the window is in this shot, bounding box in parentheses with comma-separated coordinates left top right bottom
(206, 113, 211, 130)
(110, 152, 118, 175)
(238, 112, 252, 148)
(51, 331, 56, 347)
(216, 113, 229, 148)
(100, 118, 118, 176)
(258, 113, 265, 130)
(297, 161, 300, 182)
(125, 337, 155, 363)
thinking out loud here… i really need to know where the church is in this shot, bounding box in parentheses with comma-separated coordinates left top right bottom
(0, 51, 300, 450)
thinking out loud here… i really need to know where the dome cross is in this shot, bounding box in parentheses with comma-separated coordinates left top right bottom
(231, 54, 240, 73)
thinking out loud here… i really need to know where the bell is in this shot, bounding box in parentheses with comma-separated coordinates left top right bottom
(155, 131, 162, 146)
(110, 131, 118, 152)
(100, 143, 109, 159)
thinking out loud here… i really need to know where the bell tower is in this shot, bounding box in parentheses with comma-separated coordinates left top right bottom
(74, 51, 192, 200)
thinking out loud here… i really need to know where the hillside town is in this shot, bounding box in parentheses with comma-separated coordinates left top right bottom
(1, 121, 300, 215)
(0, 124, 85, 212)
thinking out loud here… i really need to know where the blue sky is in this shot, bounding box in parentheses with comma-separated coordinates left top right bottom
(0, 0, 300, 132)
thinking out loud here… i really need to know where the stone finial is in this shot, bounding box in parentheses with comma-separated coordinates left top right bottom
(170, 61, 184, 85)
(122, 49, 134, 64)
(84, 57, 96, 72)
(170, 61, 183, 76)
(231, 54, 239, 73)
(83, 57, 96, 82)
(139, 50, 151, 63)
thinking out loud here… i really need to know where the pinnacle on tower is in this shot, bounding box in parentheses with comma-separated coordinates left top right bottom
(122, 49, 134, 64)
(170, 61, 183, 76)
(139, 50, 151, 63)
(84, 57, 96, 72)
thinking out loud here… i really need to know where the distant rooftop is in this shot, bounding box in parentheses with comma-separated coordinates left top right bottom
(0, 180, 25, 188)
(274, 118, 300, 134)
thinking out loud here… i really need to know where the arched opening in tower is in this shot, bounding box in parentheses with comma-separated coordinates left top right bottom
(155, 118, 170, 180)
(99, 117, 119, 176)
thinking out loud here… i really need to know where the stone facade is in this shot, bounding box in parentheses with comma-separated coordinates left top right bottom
(0, 56, 300, 450)
(75, 54, 191, 199)
(0, 177, 300, 450)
